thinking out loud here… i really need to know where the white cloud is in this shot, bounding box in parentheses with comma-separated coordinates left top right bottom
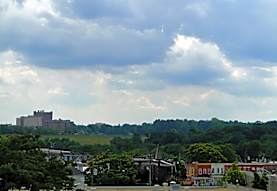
(47, 87, 68, 96)
(1, 33, 277, 124)
(0, 50, 39, 84)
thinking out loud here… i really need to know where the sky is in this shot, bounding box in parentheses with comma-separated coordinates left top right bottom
(1, 0, 277, 125)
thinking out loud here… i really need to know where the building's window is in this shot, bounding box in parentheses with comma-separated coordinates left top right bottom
(221, 168, 224, 174)
(217, 168, 220, 174)
(198, 168, 202, 175)
(212, 168, 214, 173)
(203, 168, 207, 174)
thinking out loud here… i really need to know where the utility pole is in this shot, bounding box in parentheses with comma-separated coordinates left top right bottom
(91, 168, 93, 186)
(149, 154, 152, 186)
(155, 144, 159, 159)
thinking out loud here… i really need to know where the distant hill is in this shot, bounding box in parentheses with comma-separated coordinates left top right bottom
(1, 118, 277, 135)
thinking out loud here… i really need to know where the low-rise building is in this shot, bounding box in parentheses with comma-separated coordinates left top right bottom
(186, 163, 212, 177)
(186, 162, 277, 186)
(40, 148, 88, 162)
(211, 163, 225, 176)
(225, 162, 277, 172)
(186, 163, 214, 186)
(134, 158, 174, 185)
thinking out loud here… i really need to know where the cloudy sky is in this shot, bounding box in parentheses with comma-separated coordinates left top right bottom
(1, 0, 277, 124)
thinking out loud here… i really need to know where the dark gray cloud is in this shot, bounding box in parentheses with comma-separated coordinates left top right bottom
(59, 0, 277, 64)
(0, 0, 171, 68)
(2, 0, 277, 70)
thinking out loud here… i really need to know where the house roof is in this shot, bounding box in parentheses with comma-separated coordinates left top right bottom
(133, 158, 174, 167)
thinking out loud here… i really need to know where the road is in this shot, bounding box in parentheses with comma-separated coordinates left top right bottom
(84, 185, 263, 191)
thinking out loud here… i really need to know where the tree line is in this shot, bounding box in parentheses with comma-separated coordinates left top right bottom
(2, 118, 277, 161)
(39, 119, 277, 162)
(0, 135, 74, 191)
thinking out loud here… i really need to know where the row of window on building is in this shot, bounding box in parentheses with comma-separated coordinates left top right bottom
(186, 162, 277, 177)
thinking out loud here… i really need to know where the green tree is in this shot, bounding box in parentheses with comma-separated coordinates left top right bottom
(184, 143, 227, 162)
(260, 173, 269, 190)
(0, 135, 73, 191)
(224, 163, 246, 186)
(87, 153, 137, 185)
(219, 144, 240, 162)
(110, 137, 133, 152)
(131, 133, 142, 145)
(252, 172, 268, 190)
(162, 144, 183, 157)
(252, 172, 261, 189)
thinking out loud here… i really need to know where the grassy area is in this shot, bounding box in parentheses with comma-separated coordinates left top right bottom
(41, 135, 127, 145)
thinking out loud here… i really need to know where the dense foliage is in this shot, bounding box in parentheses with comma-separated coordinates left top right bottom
(42, 137, 112, 156)
(0, 135, 74, 191)
(38, 126, 276, 163)
(184, 143, 239, 163)
(1, 118, 277, 187)
(0, 125, 58, 134)
(2, 118, 277, 161)
(86, 153, 137, 185)
(224, 163, 246, 186)
(252, 172, 268, 190)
